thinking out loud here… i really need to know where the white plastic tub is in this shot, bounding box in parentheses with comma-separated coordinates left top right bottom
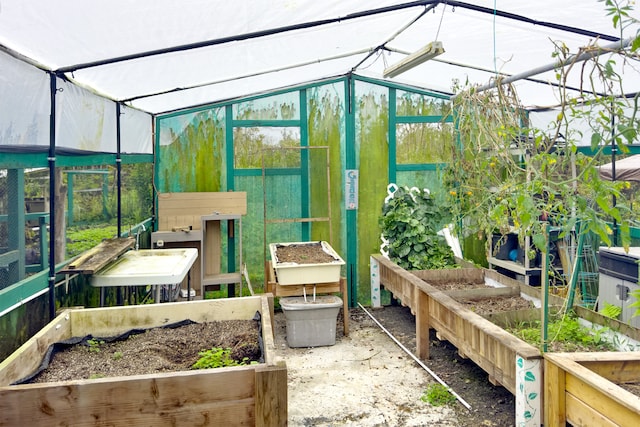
(269, 241, 345, 285)
(90, 248, 198, 287)
(280, 295, 342, 347)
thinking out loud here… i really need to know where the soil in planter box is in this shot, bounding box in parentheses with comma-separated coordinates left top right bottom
(619, 382, 640, 397)
(26, 319, 261, 383)
(427, 281, 489, 291)
(457, 295, 535, 316)
(275, 242, 337, 264)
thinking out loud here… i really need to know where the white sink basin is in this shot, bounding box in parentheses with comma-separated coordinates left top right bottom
(90, 248, 198, 287)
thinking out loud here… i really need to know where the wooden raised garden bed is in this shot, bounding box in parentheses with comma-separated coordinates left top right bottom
(0, 295, 287, 426)
(372, 255, 542, 394)
(371, 255, 546, 426)
(371, 254, 640, 426)
(544, 352, 640, 426)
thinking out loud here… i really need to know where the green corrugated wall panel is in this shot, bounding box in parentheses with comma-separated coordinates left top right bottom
(355, 82, 389, 304)
(395, 169, 443, 196)
(308, 83, 346, 258)
(156, 109, 224, 193)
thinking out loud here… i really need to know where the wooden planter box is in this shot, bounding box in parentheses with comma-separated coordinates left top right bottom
(371, 255, 542, 393)
(371, 255, 543, 426)
(371, 255, 640, 426)
(0, 295, 287, 426)
(544, 352, 640, 426)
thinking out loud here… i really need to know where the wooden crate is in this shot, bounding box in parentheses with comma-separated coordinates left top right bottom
(544, 352, 640, 426)
(0, 295, 286, 427)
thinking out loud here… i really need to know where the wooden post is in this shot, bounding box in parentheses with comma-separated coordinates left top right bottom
(255, 361, 288, 427)
(341, 277, 349, 336)
(544, 357, 566, 427)
(416, 290, 430, 359)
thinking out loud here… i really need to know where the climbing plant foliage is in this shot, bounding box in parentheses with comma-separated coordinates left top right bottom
(442, 1, 640, 252)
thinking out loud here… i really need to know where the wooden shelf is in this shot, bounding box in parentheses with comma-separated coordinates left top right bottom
(154, 192, 247, 298)
(203, 272, 242, 286)
(487, 257, 541, 275)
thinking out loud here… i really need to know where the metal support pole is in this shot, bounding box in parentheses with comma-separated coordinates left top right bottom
(611, 103, 618, 246)
(116, 103, 123, 237)
(451, 37, 633, 99)
(541, 223, 550, 353)
(48, 73, 57, 321)
(116, 103, 123, 306)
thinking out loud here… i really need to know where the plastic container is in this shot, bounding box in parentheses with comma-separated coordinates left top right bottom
(269, 241, 345, 285)
(279, 295, 342, 347)
(598, 247, 640, 282)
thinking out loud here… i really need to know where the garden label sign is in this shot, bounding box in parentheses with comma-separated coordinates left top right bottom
(345, 169, 358, 210)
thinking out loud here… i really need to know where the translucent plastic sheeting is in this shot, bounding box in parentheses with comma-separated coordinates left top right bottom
(134, 55, 367, 113)
(0, 0, 407, 69)
(0, 51, 49, 146)
(530, 102, 639, 148)
(0, 1, 639, 115)
(56, 80, 152, 154)
(56, 79, 117, 152)
(120, 106, 153, 154)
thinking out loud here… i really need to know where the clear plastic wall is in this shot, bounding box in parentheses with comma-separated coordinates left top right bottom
(0, 51, 153, 154)
(0, 52, 50, 147)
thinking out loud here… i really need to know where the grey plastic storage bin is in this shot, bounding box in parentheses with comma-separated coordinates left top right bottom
(280, 295, 342, 347)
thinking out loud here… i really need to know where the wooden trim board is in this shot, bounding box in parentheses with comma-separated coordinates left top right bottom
(157, 192, 247, 231)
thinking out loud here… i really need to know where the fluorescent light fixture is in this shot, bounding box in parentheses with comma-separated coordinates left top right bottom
(383, 41, 445, 78)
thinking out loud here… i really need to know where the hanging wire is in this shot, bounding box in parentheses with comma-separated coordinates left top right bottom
(435, 1, 448, 40)
(493, 0, 498, 75)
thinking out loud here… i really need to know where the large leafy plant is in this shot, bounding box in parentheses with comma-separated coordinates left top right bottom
(380, 186, 457, 270)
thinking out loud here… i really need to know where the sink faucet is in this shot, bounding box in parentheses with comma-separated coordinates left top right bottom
(135, 224, 146, 250)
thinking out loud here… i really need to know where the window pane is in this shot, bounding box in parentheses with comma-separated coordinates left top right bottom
(234, 127, 301, 169)
(396, 122, 454, 164)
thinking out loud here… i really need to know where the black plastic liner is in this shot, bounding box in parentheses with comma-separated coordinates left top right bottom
(13, 311, 264, 385)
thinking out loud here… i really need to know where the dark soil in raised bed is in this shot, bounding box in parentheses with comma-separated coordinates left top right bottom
(457, 295, 535, 315)
(427, 281, 490, 291)
(27, 319, 261, 384)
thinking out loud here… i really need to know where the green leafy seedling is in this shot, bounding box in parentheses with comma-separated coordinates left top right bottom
(421, 383, 456, 406)
(600, 302, 622, 320)
(87, 338, 104, 353)
(192, 347, 256, 370)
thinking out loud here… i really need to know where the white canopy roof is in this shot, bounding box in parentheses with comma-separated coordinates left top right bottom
(1, 1, 639, 115)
